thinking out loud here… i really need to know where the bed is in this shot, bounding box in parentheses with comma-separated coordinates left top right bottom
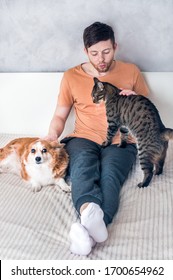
(0, 72, 173, 260)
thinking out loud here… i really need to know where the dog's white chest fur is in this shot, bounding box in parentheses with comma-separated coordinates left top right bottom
(26, 163, 55, 187)
(25, 162, 70, 193)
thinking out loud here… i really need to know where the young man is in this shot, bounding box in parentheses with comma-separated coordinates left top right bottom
(45, 22, 149, 255)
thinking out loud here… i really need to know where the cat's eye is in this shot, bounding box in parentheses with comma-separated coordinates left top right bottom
(31, 148, 36, 153)
(42, 148, 47, 153)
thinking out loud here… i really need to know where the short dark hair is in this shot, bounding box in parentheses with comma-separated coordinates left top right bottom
(83, 22, 115, 49)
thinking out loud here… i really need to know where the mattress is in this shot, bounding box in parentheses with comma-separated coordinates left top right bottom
(0, 133, 173, 260)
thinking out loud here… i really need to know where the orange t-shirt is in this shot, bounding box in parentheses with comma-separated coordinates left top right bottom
(58, 60, 149, 145)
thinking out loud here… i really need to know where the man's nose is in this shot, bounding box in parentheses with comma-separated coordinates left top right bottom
(98, 53, 104, 62)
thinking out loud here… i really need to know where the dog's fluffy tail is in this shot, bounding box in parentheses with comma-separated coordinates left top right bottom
(161, 128, 173, 141)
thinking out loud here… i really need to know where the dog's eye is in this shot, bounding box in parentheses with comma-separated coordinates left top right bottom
(42, 148, 47, 153)
(31, 149, 36, 153)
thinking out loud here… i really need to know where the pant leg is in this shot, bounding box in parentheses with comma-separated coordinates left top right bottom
(100, 144, 137, 225)
(62, 137, 102, 213)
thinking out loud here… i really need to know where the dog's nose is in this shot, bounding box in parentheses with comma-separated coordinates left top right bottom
(35, 156, 42, 163)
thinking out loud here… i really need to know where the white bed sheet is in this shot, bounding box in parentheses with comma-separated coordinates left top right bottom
(0, 134, 173, 260)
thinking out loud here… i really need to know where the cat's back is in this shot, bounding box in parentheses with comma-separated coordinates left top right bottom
(125, 94, 159, 117)
(114, 94, 165, 131)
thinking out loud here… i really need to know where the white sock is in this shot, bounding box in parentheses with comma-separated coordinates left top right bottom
(81, 203, 108, 243)
(69, 222, 95, 256)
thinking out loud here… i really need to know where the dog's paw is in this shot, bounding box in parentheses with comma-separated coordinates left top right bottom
(30, 183, 42, 193)
(56, 178, 71, 192)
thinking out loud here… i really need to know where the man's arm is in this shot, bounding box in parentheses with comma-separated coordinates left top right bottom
(44, 104, 72, 141)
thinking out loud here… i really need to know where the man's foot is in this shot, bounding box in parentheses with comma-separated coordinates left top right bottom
(69, 222, 95, 256)
(81, 203, 108, 242)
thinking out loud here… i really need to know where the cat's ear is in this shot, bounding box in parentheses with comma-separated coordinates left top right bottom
(94, 77, 104, 91)
(94, 77, 99, 84)
(98, 82, 104, 91)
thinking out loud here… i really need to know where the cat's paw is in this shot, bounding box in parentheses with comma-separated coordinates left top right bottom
(137, 182, 149, 188)
(102, 140, 111, 147)
(118, 141, 127, 148)
(153, 169, 163, 176)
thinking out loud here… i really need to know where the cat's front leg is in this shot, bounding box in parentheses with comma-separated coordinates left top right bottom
(102, 140, 111, 147)
(103, 121, 119, 147)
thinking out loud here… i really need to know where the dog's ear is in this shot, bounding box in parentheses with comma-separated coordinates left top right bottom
(50, 141, 64, 149)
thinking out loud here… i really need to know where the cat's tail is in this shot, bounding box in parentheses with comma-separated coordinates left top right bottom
(161, 128, 173, 141)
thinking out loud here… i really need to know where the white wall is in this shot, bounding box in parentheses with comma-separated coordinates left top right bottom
(144, 72, 173, 128)
(0, 73, 75, 138)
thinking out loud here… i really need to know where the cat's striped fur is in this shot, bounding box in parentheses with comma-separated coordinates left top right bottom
(91, 77, 173, 188)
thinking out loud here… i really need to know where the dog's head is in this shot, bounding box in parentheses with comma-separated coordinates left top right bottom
(23, 140, 68, 167)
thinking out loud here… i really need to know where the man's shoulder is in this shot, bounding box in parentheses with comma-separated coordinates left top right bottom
(116, 60, 140, 72)
(64, 64, 82, 76)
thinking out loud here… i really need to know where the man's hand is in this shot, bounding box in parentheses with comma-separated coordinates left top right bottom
(42, 135, 58, 142)
(119, 89, 137, 96)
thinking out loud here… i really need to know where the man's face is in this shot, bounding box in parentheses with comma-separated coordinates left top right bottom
(85, 39, 116, 73)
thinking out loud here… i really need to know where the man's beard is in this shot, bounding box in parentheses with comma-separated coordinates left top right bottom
(91, 60, 113, 73)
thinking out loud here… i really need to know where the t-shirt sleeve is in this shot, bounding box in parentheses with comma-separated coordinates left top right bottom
(58, 73, 74, 106)
(132, 65, 150, 97)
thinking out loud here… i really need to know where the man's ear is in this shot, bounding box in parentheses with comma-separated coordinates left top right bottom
(84, 47, 88, 55)
(113, 42, 117, 50)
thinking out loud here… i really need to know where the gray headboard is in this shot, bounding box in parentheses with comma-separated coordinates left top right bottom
(0, 0, 172, 72)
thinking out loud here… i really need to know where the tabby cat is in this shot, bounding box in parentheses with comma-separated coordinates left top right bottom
(91, 77, 173, 188)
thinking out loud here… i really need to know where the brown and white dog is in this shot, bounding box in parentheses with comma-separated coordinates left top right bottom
(0, 137, 70, 192)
